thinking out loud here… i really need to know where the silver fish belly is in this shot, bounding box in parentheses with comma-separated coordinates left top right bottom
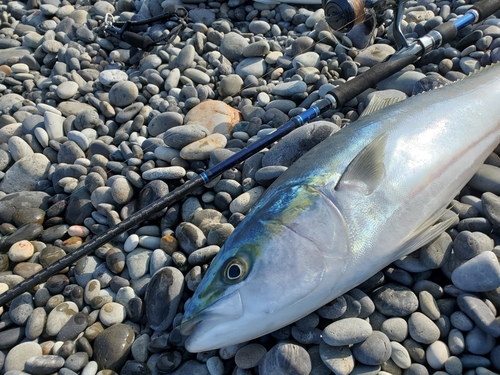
(180, 63, 500, 352)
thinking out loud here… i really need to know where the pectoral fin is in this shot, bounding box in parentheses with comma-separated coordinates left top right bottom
(336, 134, 387, 195)
(361, 94, 406, 117)
(398, 208, 457, 256)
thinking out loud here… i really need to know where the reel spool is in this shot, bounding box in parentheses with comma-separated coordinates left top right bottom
(322, 0, 366, 31)
(322, 0, 402, 32)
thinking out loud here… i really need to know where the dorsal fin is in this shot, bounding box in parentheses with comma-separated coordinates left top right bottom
(335, 134, 387, 195)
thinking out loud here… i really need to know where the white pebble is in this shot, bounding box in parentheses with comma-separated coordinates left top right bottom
(8, 240, 34, 262)
(426, 340, 450, 369)
(124, 234, 140, 252)
(99, 302, 126, 326)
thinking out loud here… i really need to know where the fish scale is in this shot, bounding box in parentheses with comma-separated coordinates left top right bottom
(181, 63, 500, 352)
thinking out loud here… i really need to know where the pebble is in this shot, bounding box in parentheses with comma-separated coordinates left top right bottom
(352, 331, 392, 366)
(8, 240, 34, 262)
(25, 355, 65, 375)
(426, 341, 450, 370)
(408, 312, 441, 344)
(144, 266, 184, 331)
(451, 251, 500, 291)
(109, 81, 138, 107)
(0, 1, 497, 374)
(319, 342, 354, 375)
(45, 301, 79, 336)
(99, 302, 126, 326)
(9, 292, 34, 325)
(457, 293, 500, 337)
(322, 318, 373, 346)
(465, 325, 496, 355)
(372, 284, 419, 317)
(93, 324, 135, 372)
(258, 342, 311, 375)
(381, 317, 408, 342)
(235, 343, 267, 369)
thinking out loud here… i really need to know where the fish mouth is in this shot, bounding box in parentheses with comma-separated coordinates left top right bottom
(180, 290, 243, 340)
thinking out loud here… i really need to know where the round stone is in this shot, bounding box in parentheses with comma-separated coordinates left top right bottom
(93, 324, 135, 372)
(259, 342, 311, 375)
(8, 240, 34, 262)
(408, 312, 441, 344)
(126, 248, 151, 280)
(220, 32, 249, 62)
(426, 340, 450, 370)
(235, 343, 267, 369)
(99, 302, 126, 326)
(372, 284, 419, 317)
(352, 331, 392, 366)
(391, 341, 411, 369)
(380, 317, 408, 342)
(45, 301, 79, 336)
(56, 81, 79, 100)
(109, 81, 138, 107)
(9, 291, 34, 325)
(319, 341, 354, 375)
(3, 341, 43, 372)
(322, 318, 373, 346)
(451, 251, 500, 292)
(465, 325, 496, 355)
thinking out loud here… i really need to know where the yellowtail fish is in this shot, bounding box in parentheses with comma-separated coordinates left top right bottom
(180, 63, 500, 352)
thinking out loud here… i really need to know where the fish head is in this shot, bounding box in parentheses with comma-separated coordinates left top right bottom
(181, 183, 351, 352)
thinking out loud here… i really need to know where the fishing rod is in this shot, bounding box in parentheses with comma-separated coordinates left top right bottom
(0, 0, 498, 307)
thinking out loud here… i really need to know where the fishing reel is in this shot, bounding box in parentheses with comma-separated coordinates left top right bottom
(323, 0, 409, 47)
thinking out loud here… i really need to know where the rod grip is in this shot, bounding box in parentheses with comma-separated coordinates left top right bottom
(330, 53, 418, 108)
(121, 31, 156, 52)
(472, 0, 500, 22)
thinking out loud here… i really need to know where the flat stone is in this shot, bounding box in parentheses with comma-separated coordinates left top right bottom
(9, 291, 34, 325)
(355, 44, 396, 67)
(0, 153, 50, 193)
(184, 101, 242, 135)
(322, 318, 373, 346)
(25, 355, 65, 375)
(457, 293, 500, 337)
(180, 134, 227, 161)
(235, 343, 267, 369)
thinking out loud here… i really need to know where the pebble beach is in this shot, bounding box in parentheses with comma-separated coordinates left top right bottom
(0, 0, 500, 374)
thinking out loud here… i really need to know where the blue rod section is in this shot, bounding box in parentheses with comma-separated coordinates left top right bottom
(453, 12, 476, 30)
(201, 97, 334, 181)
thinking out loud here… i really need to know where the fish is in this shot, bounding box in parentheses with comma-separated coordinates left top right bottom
(180, 63, 500, 353)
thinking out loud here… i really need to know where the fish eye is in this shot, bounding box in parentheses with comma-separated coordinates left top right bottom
(223, 258, 248, 283)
